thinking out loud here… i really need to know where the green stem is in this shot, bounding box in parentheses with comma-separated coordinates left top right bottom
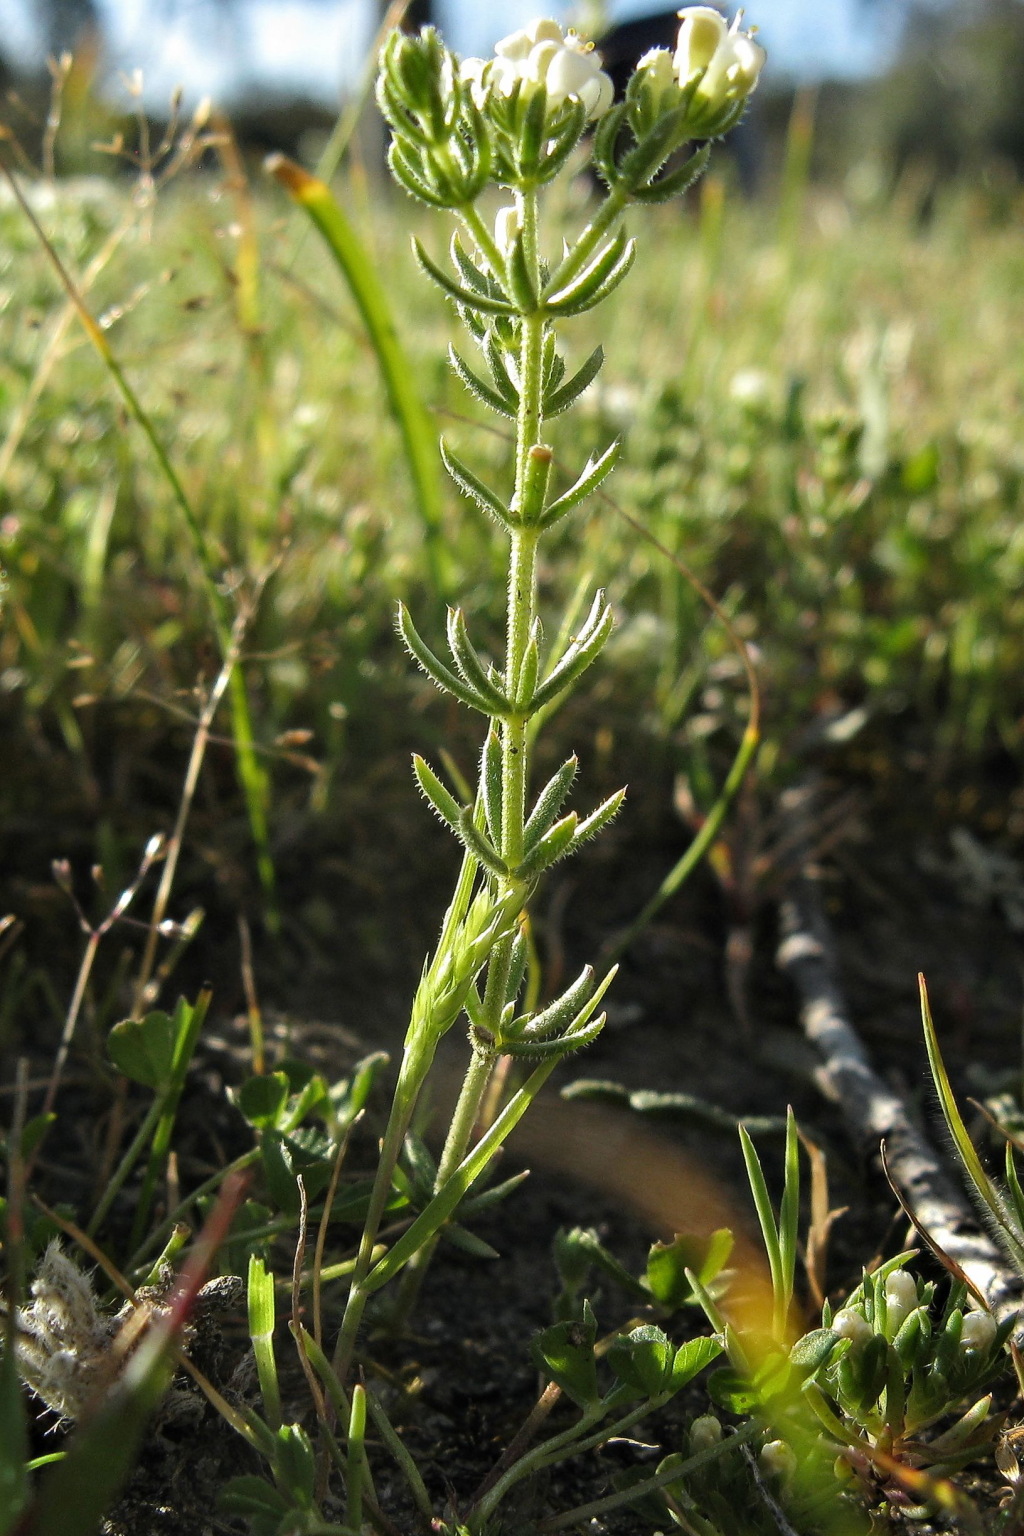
(435, 1045, 496, 1187)
(469, 1407, 605, 1531)
(533, 1420, 762, 1533)
(329, 1067, 421, 1389)
(388, 1040, 496, 1325)
(540, 183, 629, 302)
(460, 202, 508, 280)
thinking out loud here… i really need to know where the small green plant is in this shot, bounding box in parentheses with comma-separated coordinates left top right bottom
(679, 1112, 1014, 1533)
(210, 11, 767, 1533)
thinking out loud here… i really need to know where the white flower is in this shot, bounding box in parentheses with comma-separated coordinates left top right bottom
(759, 1439, 797, 1481)
(960, 1311, 998, 1353)
(459, 54, 491, 108)
(463, 18, 614, 120)
(636, 47, 678, 94)
(688, 1414, 723, 1452)
(831, 1307, 873, 1349)
(674, 7, 765, 120)
(494, 17, 565, 61)
(884, 1269, 919, 1330)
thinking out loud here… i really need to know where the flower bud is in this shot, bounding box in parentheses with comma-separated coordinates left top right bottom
(688, 1414, 723, 1453)
(627, 47, 683, 135)
(884, 1269, 919, 1331)
(673, 6, 765, 138)
(759, 1438, 797, 1481)
(494, 204, 521, 258)
(832, 1308, 873, 1349)
(960, 1310, 998, 1353)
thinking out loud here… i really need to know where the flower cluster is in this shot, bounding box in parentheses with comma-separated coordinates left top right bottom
(378, 10, 764, 208)
(815, 1262, 1012, 1460)
(461, 19, 614, 121)
(633, 6, 765, 139)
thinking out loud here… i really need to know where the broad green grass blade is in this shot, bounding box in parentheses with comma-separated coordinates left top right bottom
(268, 157, 448, 598)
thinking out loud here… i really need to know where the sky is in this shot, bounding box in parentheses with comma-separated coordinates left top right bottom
(0, 0, 911, 107)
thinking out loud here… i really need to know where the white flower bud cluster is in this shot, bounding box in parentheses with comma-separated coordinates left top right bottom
(461, 19, 614, 121)
(633, 7, 765, 135)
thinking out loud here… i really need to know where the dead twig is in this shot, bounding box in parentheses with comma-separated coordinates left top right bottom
(775, 777, 1022, 1318)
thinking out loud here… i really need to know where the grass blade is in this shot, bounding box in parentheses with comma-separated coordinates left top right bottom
(267, 156, 448, 598)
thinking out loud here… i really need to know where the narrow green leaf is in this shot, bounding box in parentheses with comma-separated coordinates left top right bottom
(535, 98, 588, 182)
(513, 813, 578, 878)
(456, 808, 508, 878)
(778, 1106, 800, 1324)
(397, 602, 496, 713)
(449, 232, 500, 297)
(540, 441, 621, 528)
(919, 976, 1024, 1263)
(633, 142, 712, 203)
(543, 344, 605, 417)
(276, 1423, 316, 1509)
(568, 788, 626, 852)
(441, 1221, 501, 1259)
(739, 1124, 784, 1321)
(516, 81, 551, 179)
(440, 438, 516, 528)
(591, 102, 629, 187)
(547, 241, 637, 317)
(413, 755, 463, 835)
(247, 1254, 282, 1430)
(514, 965, 594, 1042)
(485, 330, 521, 408)
(502, 1013, 606, 1059)
(506, 230, 539, 313)
(531, 594, 614, 711)
(446, 607, 510, 714)
(513, 625, 541, 710)
(523, 756, 578, 852)
(481, 730, 503, 850)
(447, 347, 517, 419)
(412, 236, 516, 314)
(543, 228, 629, 310)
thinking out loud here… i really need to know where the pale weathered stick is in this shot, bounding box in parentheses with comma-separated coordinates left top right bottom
(775, 779, 1022, 1318)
